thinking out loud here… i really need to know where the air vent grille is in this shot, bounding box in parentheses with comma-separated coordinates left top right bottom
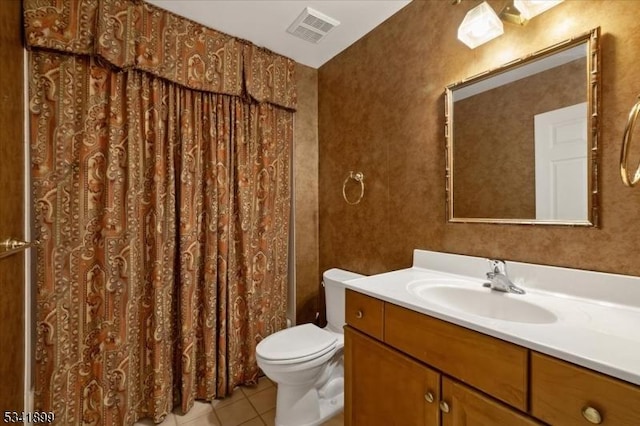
(287, 7, 340, 44)
(291, 26, 324, 43)
(302, 14, 336, 33)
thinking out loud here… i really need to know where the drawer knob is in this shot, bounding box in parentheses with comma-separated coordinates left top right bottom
(424, 392, 434, 403)
(355, 310, 363, 319)
(582, 406, 602, 424)
(439, 401, 450, 413)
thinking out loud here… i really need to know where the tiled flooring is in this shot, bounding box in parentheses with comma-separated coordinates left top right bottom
(133, 377, 344, 426)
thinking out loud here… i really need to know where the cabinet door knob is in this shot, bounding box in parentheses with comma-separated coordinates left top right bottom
(424, 392, 434, 403)
(439, 401, 450, 413)
(355, 310, 363, 319)
(582, 406, 602, 424)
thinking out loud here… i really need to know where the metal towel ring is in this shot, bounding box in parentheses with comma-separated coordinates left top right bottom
(342, 171, 365, 205)
(620, 95, 640, 187)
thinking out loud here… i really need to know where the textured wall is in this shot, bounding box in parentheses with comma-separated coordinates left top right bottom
(318, 0, 640, 277)
(454, 58, 586, 219)
(293, 63, 320, 324)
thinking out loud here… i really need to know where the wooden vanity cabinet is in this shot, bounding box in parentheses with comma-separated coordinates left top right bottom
(344, 323, 541, 426)
(344, 290, 536, 426)
(345, 327, 441, 426)
(345, 289, 640, 425)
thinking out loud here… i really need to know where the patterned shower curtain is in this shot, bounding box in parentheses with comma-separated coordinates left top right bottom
(24, 1, 296, 424)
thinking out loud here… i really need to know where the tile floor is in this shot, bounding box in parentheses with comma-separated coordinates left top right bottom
(133, 377, 344, 426)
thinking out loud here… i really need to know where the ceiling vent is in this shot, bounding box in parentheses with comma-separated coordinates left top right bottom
(286, 7, 340, 44)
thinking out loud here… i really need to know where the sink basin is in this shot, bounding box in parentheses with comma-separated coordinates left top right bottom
(407, 280, 558, 324)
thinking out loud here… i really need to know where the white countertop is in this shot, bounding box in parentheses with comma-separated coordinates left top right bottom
(343, 250, 640, 386)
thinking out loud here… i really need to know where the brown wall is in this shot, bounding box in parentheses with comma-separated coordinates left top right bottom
(318, 0, 640, 278)
(294, 63, 320, 324)
(454, 58, 586, 219)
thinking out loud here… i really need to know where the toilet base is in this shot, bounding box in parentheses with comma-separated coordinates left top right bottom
(275, 392, 343, 426)
(274, 377, 344, 426)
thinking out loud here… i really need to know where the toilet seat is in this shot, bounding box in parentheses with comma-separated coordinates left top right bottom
(256, 324, 338, 364)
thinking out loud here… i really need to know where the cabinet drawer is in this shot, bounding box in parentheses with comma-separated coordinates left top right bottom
(345, 290, 384, 340)
(385, 303, 528, 411)
(531, 352, 640, 425)
(442, 377, 542, 426)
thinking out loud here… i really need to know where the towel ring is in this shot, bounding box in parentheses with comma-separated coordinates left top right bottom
(342, 171, 365, 205)
(620, 95, 640, 187)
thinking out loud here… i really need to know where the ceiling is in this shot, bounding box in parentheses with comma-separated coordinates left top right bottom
(145, 0, 412, 69)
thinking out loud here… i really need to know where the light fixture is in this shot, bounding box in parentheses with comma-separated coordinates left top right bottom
(457, 1, 504, 49)
(499, 3, 528, 26)
(514, 0, 564, 20)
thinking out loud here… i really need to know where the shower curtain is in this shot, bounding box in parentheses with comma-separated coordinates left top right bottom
(24, 1, 296, 424)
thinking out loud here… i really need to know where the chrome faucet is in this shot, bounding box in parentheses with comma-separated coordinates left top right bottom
(484, 259, 525, 295)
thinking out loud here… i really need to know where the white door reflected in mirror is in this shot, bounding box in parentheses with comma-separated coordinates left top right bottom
(534, 102, 588, 221)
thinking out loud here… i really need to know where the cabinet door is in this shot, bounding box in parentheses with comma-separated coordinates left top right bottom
(441, 378, 542, 426)
(345, 327, 440, 426)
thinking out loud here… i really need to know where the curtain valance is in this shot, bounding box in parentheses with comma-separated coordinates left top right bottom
(23, 0, 297, 110)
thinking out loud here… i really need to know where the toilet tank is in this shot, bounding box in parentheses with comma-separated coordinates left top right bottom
(323, 268, 364, 332)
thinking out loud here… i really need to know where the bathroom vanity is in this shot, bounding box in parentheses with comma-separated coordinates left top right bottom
(343, 250, 640, 425)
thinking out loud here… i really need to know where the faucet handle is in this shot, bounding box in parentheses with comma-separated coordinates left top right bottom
(488, 259, 507, 274)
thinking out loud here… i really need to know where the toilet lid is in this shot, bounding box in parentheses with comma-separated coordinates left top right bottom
(256, 323, 338, 361)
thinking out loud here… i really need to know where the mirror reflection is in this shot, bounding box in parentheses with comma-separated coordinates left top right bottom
(445, 29, 599, 226)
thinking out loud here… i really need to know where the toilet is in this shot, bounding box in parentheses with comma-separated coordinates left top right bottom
(256, 268, 363, 426)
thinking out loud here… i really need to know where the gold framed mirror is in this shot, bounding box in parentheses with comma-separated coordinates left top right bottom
(445, 28, 600, 226)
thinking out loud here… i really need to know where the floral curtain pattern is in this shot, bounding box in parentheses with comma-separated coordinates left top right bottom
(26, 1, 294, 424)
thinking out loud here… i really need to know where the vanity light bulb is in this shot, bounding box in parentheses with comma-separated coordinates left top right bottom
(457, 1, 504, 49)
(513, 0, 564, 20)
(470, 20, 491, 38)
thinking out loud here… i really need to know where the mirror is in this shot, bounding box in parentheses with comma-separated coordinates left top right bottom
(445, 28, 600, 226)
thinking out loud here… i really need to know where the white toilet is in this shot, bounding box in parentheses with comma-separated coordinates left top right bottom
(256, 268, 363, 426)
